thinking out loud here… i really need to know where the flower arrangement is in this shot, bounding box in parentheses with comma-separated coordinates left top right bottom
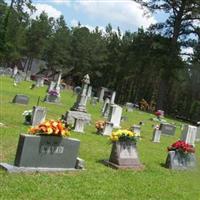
(48, 90, 59, 96)
(167, 140, 195, 154)
(95, 120, 106, 132)
(22, 110, 32, 124)
(110, 129, 137, 143)
(28, 119, 70, 137)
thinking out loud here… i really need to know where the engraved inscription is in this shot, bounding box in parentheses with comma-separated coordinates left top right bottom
(39, 142, 64, 154)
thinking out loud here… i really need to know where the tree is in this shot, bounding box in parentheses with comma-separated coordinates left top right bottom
(135, 0, 200, 111)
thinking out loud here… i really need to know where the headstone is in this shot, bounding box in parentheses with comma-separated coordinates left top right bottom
(65, 111, 91, 133)
(106, 141, 143, 169)
(102, 102, 111, 118)
(152, 128, 161, 143)
(11, 66, 18, 78)
(90, 97, 98, 105)
(14, 134, 80, 169)
(165, 151, 196, 170)
(108, 104, 122, 128)
(87, 86, 92, 99)
(110, 91, 116, 104)
(71, 74, 90, 112)
(160, 123, 176, 136)
(36, 77, 44, 87)
(125, 102, 134, 112)
(24, 71, 32, 81)
(101, 122, 114, 136)
(196, 126, 200, 142)
(73, 86, 82, 95)
(12, 94, 29, 105)
(99, 87, 107, 102)
(64, 74, 92, 133)
(102, 98, 110, 114)
(180, 125, 197, 146)
(130, 125, 141, 137)
(31, 106, 47, 126)
(48, 81, 56, 92)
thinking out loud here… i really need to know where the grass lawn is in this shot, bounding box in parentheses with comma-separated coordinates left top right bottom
(0, 76, 200, 200)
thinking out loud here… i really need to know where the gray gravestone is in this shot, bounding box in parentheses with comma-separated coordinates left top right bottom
(31, 106, 47, 126)
(14, 134, 80, 168)
(12, 94, 29, 105)
(165, 151, 196, 170)
(160, 123, 176, 136)
(106, 141, 143, 169)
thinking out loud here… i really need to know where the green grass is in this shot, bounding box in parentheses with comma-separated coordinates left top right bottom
(0, 76, 200, 200)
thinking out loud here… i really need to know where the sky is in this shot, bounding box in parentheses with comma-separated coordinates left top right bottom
(29, 0, 163, 33)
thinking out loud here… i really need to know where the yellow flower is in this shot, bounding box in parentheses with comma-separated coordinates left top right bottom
(47, 127, 53, 134)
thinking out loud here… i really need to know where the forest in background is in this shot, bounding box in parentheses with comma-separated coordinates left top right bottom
(0, 0, 200, 122)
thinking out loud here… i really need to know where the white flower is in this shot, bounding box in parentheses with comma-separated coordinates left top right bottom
(22, 110, 32, 116)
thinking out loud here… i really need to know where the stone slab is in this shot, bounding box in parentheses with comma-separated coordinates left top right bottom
(12, 94, 29, 105)
(14, 134, 80, 168)
(103, 160, 144, 170)
(160, 123, 176, 136)
(0, 163, 84, 173)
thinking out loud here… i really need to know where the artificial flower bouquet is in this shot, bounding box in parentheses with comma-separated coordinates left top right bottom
(28, 119, 70, 137)
(95, 120, 106, 132)
(48, 90, 59, 96)
(22, 109, 32, 124)
(110, 129, 137, 143)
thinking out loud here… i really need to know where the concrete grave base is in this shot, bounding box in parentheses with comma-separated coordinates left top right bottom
(0, 161, 85, 173)
(103, 160, 144, 170)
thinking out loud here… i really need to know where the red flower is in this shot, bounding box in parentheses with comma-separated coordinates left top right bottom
(167, 140, 195, 153)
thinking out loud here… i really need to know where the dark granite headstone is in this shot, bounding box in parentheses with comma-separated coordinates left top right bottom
(14, 134, 80, 168)
(12, 94, 29, 105)
(160, 123, 176, 136)
(165, 151, 196, 170)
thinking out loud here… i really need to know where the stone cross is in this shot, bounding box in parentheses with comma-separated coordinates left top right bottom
(71, 74, 90, 112)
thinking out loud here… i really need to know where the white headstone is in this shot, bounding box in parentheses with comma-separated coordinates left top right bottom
(108, 104, 122, 128)
(131, 125, 141, 137)
(110, 91, 116, 104)
(87, 86, 92, 99)
(180, 125, 197, 146)
(99, 87, 106, 102)
(102, 98, 110, 114)
(196, 126, 200, 142)
(101, 122, 114, 136)
(31, 106, 47, 126)
(152, 128, 161, 143)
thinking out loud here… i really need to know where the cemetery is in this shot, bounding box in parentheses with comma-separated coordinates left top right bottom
(0, 76, 199, 200)
(0, 0, 200, 199)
